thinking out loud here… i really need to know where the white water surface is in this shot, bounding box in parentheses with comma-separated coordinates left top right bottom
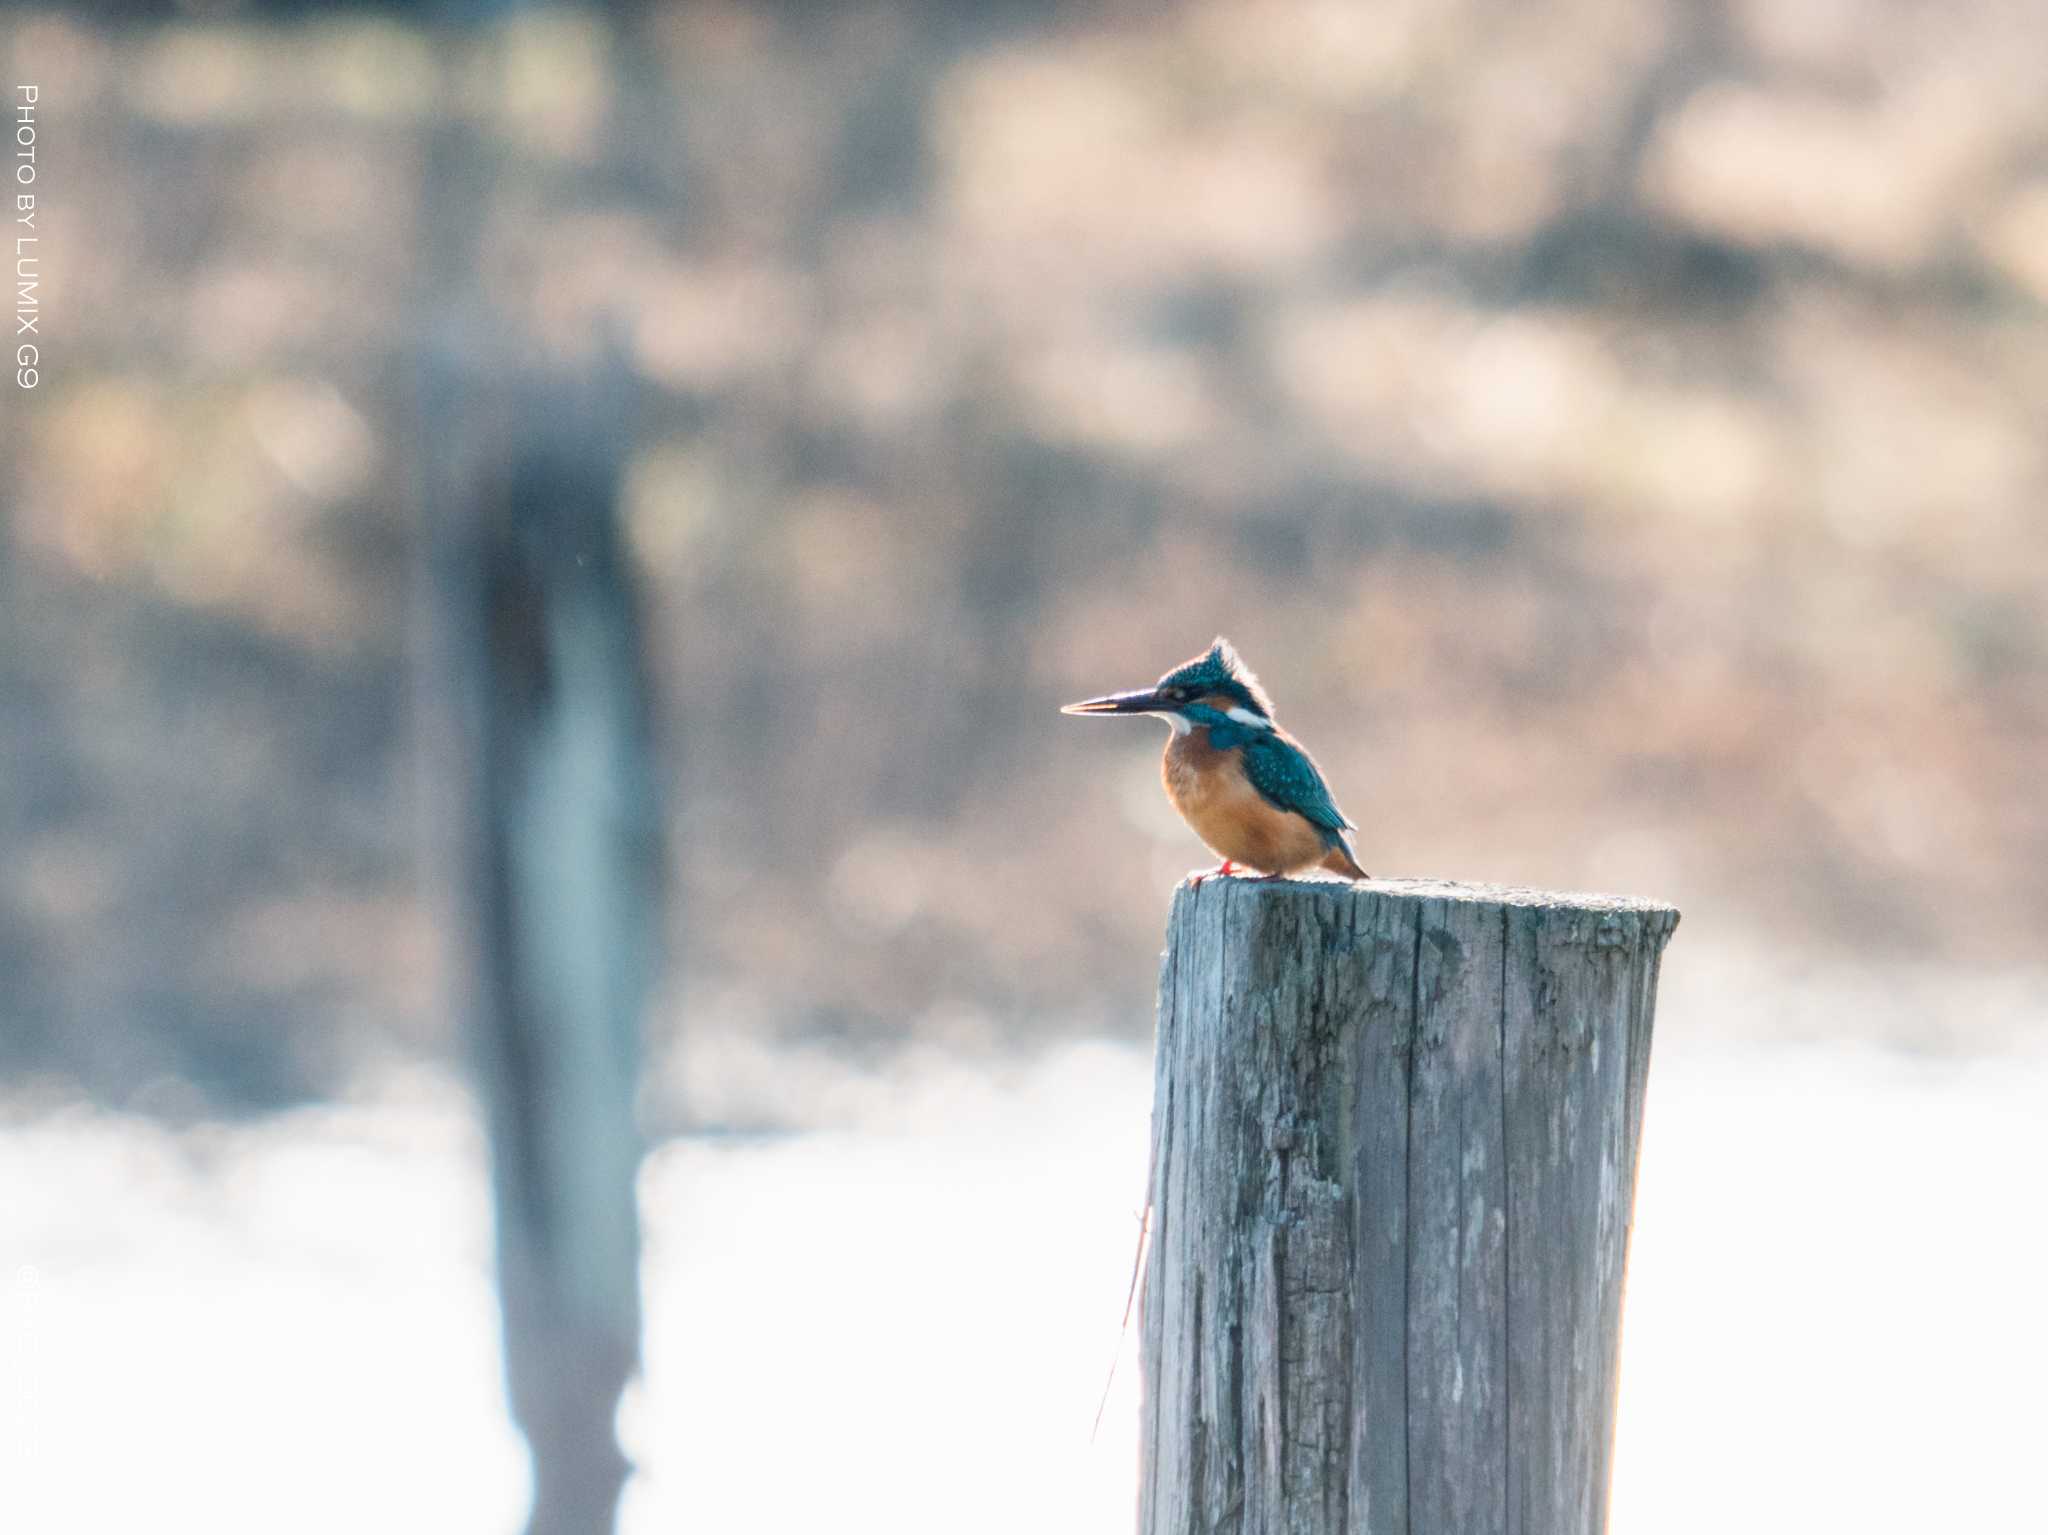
(3, 1035, 2043, 1534)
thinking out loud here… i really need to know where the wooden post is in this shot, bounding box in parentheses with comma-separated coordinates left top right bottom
(1139, 878, 1678, 1535)
(417, 350, 661, 1535)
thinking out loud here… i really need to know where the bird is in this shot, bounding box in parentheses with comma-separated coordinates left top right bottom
(1062, 637, 1367, 882)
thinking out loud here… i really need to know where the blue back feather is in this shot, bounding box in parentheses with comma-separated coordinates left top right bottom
(1184, 704, 1355, 843)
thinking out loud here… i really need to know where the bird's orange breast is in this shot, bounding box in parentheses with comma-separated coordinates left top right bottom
(1162, 728, 1329, 875)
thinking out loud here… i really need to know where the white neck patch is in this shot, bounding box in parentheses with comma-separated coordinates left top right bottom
(1225, 706, 1273, 730)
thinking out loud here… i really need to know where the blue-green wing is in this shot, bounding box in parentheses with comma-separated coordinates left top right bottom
(1242, 732, 1354, 841)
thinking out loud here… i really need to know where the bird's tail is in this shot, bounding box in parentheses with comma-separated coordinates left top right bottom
(1320, 837, 1368, 880)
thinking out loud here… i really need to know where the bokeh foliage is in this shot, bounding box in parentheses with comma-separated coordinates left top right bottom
(3, 0, 2045, 1113)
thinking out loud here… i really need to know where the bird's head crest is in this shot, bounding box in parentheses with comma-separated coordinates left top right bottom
(1157, 636, 1274, 719)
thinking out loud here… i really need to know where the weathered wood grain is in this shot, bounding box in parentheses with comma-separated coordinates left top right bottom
(1140, 879, 1677, 1535)
(1408, 894, 1507, 1535)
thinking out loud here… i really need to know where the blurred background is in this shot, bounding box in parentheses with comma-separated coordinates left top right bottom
(2, 1, 2044, 1531)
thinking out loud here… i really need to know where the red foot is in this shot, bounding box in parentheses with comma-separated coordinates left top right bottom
(1189, 859, 1239, 886)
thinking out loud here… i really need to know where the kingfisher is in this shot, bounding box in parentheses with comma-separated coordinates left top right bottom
(1063, 638, 1367, 882)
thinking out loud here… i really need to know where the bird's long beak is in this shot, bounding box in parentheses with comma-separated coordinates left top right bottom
(1061, 686, 1167, 716)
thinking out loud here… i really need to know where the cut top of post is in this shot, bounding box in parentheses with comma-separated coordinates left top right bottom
(1231, 874, 1681, 916)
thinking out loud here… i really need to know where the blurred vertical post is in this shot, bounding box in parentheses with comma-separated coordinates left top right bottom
(412, 13, 664, 1531)
(417, 339, 661, 1533)
(1139, 879, 1677, 1535)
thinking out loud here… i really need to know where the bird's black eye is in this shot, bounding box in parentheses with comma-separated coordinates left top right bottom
(1163, 686, 1188, 703)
